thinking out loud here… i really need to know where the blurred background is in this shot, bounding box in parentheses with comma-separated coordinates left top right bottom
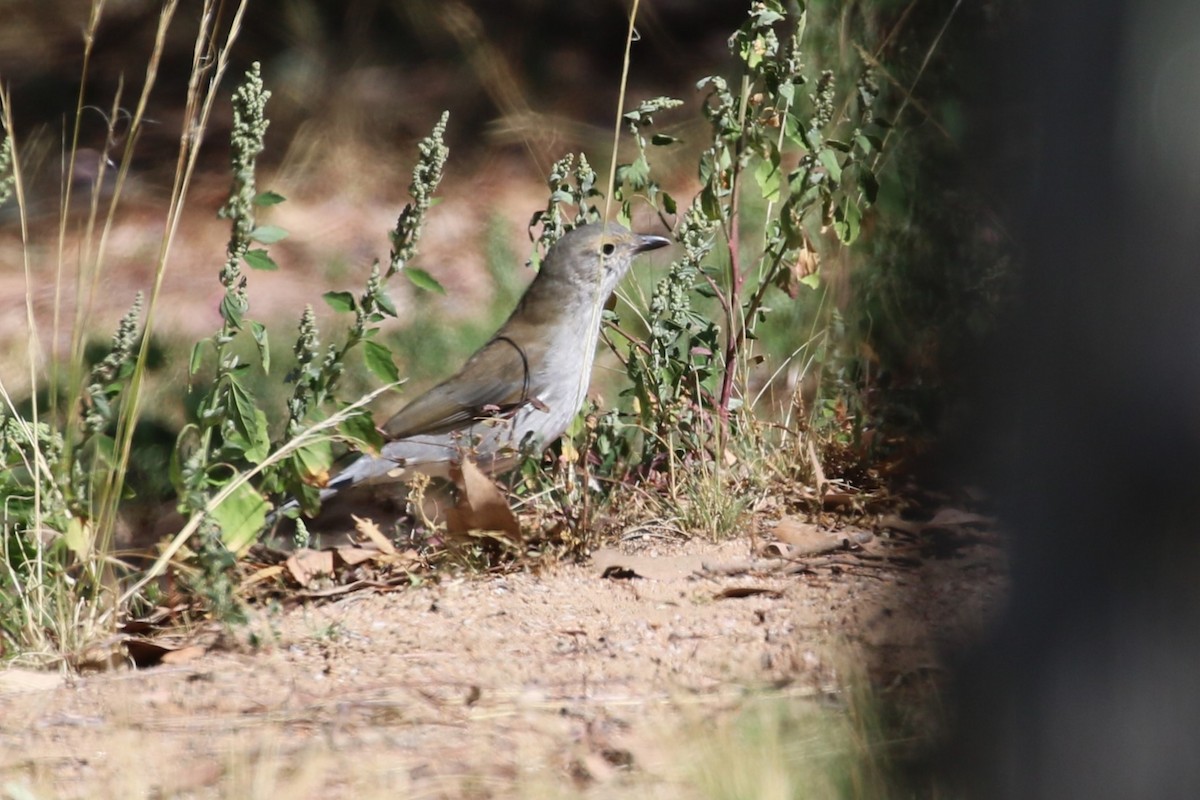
(0, 0, 1003, 436)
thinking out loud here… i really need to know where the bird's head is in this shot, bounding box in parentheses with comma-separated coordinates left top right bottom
(539, 222, 671, 302)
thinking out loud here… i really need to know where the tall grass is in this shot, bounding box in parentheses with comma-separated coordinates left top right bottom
(0, 0, 254, 662)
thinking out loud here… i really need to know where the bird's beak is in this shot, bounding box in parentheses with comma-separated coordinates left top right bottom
(634, 233, 672, 254)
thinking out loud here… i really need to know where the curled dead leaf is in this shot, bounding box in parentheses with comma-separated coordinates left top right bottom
(353, 514, 397, 554)
(285, 548, 335, 587)
(446, 458, 521, 540)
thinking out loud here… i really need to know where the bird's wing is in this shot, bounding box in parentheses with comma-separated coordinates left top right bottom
(381, 335, 532, 439)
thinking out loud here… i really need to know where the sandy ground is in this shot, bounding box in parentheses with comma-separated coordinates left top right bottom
(0, 524, 1006, 798)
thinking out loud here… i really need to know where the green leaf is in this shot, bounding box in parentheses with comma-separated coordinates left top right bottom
(253, 190, 286, 206)
(64, 516, 90, 560)
(405, 267, 445, 294)
(800, 272, 822, 289)
(339, 409, 386, 453)
(783, 113, 806, 148)
(818, 149, 843, 184)
(700, 185, 723, 221)
(860, 170, 879, 204)
(249, 225, 289, 244)
(250, 321, 269, 373)
(248, 407, 271, 464)
(225, 406, 271, 464)
(617, 155, 650, 191)
(189, 341, 205, 376)
(833, 198, 862, 244)
(292, 440, 334, 485)
(754, 156, 781, 202)
(220, 294, 244, 329)
(661, 191, 677, 215)
(362, 340, 400, 383)
(226, 377, 259, 442)
(243, 248, 278, 271)
(323, 291, 356, 312)
(374, 288, 398, 317)
(211, 480, 269, 554)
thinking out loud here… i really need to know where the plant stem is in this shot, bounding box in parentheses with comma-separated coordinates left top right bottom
(717, 73, 754, 422)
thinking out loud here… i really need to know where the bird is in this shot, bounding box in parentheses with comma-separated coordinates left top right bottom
(288, 221, 670, 516)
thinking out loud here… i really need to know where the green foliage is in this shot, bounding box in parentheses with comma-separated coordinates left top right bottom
(527, 152, 602, 266)
(389, 111, 449, 285)
(178, 63, 279, 549)
(267, 113, 452, 516)
(614, 96, 685, 224)
(599, 0, 887, 482)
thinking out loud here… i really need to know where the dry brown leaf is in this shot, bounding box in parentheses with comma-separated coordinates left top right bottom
(772, 517, 827, 547)
(124, 638, 208, 668)
(285, 548, 335, 587)
(159, 644, 207, 665)
(352, 514, 397, 554)
(335, 545, 379, 567)
(242, 564, 286, 588)
(446, 458, 520, 539)
(757, 541, 803, 559)
(765, 518, 874, 557)
(592, 547, 705, 580)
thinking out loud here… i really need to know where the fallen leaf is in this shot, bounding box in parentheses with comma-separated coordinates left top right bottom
(242, 564, 286, 588)
(335, 545, 379, 567)
(123, 638, 207, 668)
(446, 458, 521, 539)
(353, 514, 397, 554)
(769, 517, 873, 556)
(160, 644, 208, 665)
(772, 517, 827, 547)
(757, 542, 804, 558)
(286, 548, 335, 587)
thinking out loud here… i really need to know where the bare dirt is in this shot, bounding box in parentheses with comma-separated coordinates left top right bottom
(0, 521, 1006, 798)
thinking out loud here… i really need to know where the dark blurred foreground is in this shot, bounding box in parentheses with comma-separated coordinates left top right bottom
(950, 1, 1200, 796)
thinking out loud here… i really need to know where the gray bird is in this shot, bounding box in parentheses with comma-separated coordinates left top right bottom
(295, 222, 670, 513)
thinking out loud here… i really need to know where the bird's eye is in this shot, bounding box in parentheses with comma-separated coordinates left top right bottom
(602, 242, 616, 256)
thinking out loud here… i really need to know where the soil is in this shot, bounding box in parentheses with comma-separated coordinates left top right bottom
(0, 521, 1006, 798)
